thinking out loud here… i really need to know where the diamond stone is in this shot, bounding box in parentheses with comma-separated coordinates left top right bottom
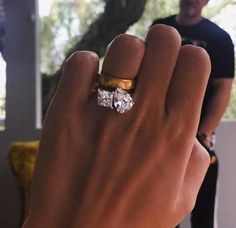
(113, 88, 135, 113)
(97, 88, 114, 109)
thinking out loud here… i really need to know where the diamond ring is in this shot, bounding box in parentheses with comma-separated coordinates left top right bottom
(97, 88, 135, 113)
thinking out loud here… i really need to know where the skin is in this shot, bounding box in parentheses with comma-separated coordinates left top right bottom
(22, 25, 210, 228)
(176, 0, 209, 26)
(176, 0, 233, 149)
(198, 79, 233, 148)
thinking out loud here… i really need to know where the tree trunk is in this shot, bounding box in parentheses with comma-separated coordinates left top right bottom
(43, 0, 147, 116)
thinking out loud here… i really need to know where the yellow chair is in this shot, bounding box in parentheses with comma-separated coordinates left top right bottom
(9, 141, 39, 219)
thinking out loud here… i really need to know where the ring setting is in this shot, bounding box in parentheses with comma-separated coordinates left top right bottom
(97, 74, 135, 114)
(97, 88, 114, 109)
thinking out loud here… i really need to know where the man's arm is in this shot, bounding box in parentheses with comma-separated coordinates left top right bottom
(198, 78, 233, 149)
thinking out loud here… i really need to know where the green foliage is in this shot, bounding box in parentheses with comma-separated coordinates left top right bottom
(203, 0, 236, 18)
(128, 0, 178, 38)
(75, 0, 104, 35)
(40, 15, 57, 74)
(40, 0, 104, 75)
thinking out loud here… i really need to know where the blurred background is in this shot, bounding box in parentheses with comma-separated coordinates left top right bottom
(0, 0, 235, 227)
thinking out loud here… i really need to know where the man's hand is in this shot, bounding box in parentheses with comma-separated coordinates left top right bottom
(198, 78, 233, 138)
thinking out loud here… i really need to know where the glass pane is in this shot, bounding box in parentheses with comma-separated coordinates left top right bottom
(0, 0, 6, 130)
(0, 52, 6, 131)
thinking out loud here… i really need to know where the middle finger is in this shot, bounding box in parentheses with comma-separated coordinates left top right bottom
(134, 24, 181, 118)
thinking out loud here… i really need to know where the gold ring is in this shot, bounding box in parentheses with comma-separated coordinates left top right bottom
(98, 74, 135, 91)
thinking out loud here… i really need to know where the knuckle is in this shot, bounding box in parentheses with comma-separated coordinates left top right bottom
(174, 194, 196, 223)
(64, 51, 98, 69)
(192, 141, 211, 166)
(165, 114, 186, 142)
(112, 33, 144, 49)
(180, 196, 196, 218)
(148, 24, 181, 46)
(185, 199, 196, 215)
(180, 45, 211, 74)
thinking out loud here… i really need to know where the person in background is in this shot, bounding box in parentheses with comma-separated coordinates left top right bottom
(151, 0, 235, 227)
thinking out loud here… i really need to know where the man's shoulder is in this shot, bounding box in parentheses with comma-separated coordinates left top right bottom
(151, 15, 176, 27)
(202, 19, 232, 41)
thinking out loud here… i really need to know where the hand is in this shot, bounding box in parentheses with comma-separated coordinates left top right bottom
(22, 25, 210, 228)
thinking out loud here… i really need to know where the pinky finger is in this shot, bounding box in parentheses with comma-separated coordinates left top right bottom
(175, 140, 210, 220)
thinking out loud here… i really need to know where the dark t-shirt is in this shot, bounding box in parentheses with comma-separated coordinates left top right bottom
(152, 15, 235, 116)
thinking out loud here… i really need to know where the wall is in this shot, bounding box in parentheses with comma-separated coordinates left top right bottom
(0, 0, 40, 228)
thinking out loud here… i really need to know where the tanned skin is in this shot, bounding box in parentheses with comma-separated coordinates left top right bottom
(22, 25, 210, 228)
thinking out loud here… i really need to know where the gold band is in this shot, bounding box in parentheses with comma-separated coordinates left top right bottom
(98, 74, 135, 90)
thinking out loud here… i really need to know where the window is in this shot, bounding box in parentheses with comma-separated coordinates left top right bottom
(0, 0, 6, 130)
(0, 52, 6, 130)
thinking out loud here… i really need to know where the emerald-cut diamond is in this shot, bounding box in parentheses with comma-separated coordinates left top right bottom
(97, 88, 114, 109)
